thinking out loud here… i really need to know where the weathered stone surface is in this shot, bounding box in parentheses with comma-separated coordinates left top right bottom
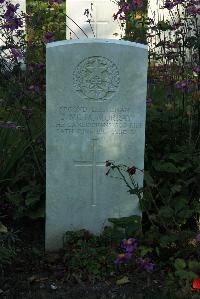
(46, 39, 148, 250)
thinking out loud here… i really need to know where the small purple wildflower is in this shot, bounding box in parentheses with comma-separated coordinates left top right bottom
(49, 0, 63, 3)
(44, 31, 54, 44)
(196, 233, 200, 242)
(193, 66, 200, 73)
(187, 5, 200, 15)
(163, 0, 184, 9)
(146, 97, 152, 106)
(10, 48, 23, 59)
(4, 3, 20, 19)
(0, 0, 5, 4)
(136, 257, 154, 272)
(114, 252, 132, 264)
(29, 85, 41, 94)
(113, 0, 131, 20)
(121, 238, 137, 253)
(175, 79, 189, 93)
(164, 0, 175, 9)
(0, 121, 18, 129)
(132, 0, 143, 9)
(5, 16, 23, 30)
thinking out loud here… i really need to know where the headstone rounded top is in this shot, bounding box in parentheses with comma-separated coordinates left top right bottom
(46, 39, 148, 50)
(73, 56, 120, 101)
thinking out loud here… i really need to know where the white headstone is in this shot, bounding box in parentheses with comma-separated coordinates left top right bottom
(46, 39, 148, 250)
(66, 0, 122, 39)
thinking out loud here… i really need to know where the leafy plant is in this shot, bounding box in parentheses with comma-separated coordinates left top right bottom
(63, 229, 117, 280)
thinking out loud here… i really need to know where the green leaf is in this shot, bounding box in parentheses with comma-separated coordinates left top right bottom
(138, 246, 152, 257)
(173, 198, 188, 213)
(175, 270, 197, 280)
(171, 185, 182, 194)
(157, 21, 172, 31)
(178, 209, 193, 219)
(168, 152, 186, 162)
(108, 215, 141, 228)
(153, 162, 179, 173)
(25, 197, 39, 207)
(174, 258, 186, 270)
(108, 215, 141, 236)
(159, 207, 174, 218)
(160, 234, 177, 247)
(188, 260, 200, 272)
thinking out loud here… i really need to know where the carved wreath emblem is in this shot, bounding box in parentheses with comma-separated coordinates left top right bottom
(73, 56, 120, 100)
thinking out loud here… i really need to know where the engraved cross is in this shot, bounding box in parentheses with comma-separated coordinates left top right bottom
(74, 138, 105, 207)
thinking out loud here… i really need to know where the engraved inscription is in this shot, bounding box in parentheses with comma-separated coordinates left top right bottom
(73, 56, 120, 101)
(55, 106, 144, 136)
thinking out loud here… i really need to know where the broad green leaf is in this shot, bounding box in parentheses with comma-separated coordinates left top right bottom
(174, 258, 186, 270)
(171, 185, 182, 194)
(159, 207, 174, 218)
(175, 270, 197, 280)
(188, 260, 200, 272)
(153, 162, 179, 173)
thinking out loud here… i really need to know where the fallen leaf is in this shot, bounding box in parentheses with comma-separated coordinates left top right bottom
(28, 275, 40, 283)
(0, 223, 8, 233)
(116, 276, 130, 285)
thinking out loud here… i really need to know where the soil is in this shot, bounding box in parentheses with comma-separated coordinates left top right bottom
(0, 220, 177, 299)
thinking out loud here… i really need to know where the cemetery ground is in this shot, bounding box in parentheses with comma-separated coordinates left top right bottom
(1, 0, 200, 298)
(1, 218, 200, 299)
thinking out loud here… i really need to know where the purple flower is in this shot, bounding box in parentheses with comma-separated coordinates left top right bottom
(164, 0, 174, 9)
(10, 48, 23, 59)
(132, 0, 143, 9)
(164, 0, 185, 8)
(29, 85, 41, 94)
(4, 3, 20, 19)
(121, 238, 137, 253)
(187, 5, 200, 15)
(121, 2, 130, 13)
(175, 0, 184, 3)
(175, 79, 189, 93)
(0, 0, 5, 4)
(0, 121, 18, 129)
(3, 16, 23, 30)
(136, 257, 154, 272)
(44, 31, 54, 44)
(49, 0, 63, 3)
(193, 66, 200, 73)
(114, 252, 132, 264)
(146, 98, 152, 106)
(196, 233, 200, 242)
